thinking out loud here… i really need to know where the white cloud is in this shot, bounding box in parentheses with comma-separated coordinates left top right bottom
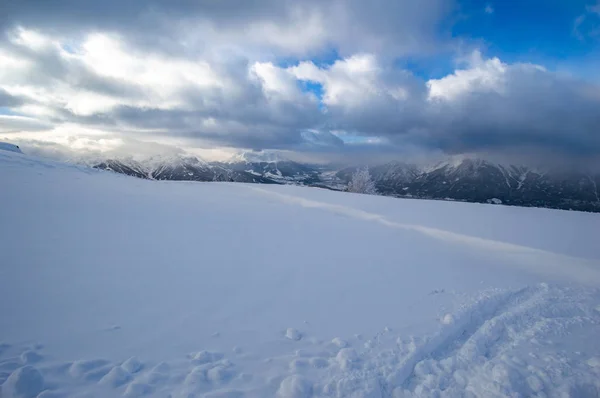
(427, 51, 508, 100)
(1, 21, 600, 165)
(81, 34, 222, 96)
(290, 54, 413, 108)
(0, 27, 320, 138)
(485, 4, 494, 14)
(426, 51, 549, 102)
(250, 62, 306, 101)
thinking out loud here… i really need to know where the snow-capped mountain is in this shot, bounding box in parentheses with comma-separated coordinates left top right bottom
(92, 155, 280, 184)
(338, 157, 600, 212)
(148, 155, 215, 181)
(221, 150, 323, 185)
(93, 159, 149, 179)
(43, 144, 600, 213)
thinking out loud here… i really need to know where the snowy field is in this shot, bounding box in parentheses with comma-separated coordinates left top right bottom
(1, 148, 600, 398)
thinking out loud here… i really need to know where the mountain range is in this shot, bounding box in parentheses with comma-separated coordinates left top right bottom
(362, 159, 600, 213)
(0, 141, 596, 212)
(87, 153, 600, 213)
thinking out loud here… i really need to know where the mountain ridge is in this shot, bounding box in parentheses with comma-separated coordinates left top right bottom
(2, 142, 597, 212)
(359, 158, 600, 212)
(92, 154, 600, 212)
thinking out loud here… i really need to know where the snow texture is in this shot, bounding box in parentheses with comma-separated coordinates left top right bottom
(2, 366, 44, 398)
(0, 142, 22, 154)
(286, 329, 303, 341)
(1, 149, 600, 397)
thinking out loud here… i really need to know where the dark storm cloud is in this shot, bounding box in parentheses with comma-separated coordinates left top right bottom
(411, 67, 600, 158)
(0, 0, 287, 31)
(106, 106, 319, 150)
(288, 56, 600, 162)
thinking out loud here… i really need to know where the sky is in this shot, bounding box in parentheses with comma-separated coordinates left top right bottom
(0, 0, 599, 166)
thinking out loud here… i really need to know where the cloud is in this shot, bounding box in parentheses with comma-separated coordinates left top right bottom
(420, 54, 600, 157)
(485, 4, 494, 14)
(300, 130, 345, 148)
(0, 115, 53, 133)
(426, 52, 509, 100)
(573, 1, 600, 41)
(0, 28, 325, 150)
(290, 54, 426, 136)
(1, 3, 600, 168)
(5, 135, 190, 163)
(0, 88, 25, 107)
(290, 50, 600, 161)
(0, 0, 453, 58)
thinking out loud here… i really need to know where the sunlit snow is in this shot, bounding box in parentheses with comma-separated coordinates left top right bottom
(1, 148, 600, 397)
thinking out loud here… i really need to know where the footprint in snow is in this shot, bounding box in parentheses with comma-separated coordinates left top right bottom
(190, 350, 225, 365)
(121, 357, 143, 374)
(289, 358, 310, 372)
(285, 328, 302, 341)
(331, 337, 349, 348)
(3, 365, 45, 398)
(277, 375, 313, 398)
(21, 350, 44, 364)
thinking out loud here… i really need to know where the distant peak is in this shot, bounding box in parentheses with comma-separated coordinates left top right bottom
(144, 153, 207, 166)
(424, 156, 494, 172)
(227, 150, 287, 163)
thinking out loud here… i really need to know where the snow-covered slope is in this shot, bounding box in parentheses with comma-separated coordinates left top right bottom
(1, 150, 600, 397)
(0, 142, 22, 154)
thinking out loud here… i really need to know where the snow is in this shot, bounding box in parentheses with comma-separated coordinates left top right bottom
(331, 338, 348, 348)
(1, 149, 600, 397)
(277, 375, 312, 397)
(0, 142, 22, 154)
(98, 366, 132, 388)
(1, 366, 45, 398)
(285, 329, 303, 341)
(121, 357, 143, 374)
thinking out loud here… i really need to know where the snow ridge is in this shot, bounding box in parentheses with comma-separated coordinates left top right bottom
(248, 186, 600, 286)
